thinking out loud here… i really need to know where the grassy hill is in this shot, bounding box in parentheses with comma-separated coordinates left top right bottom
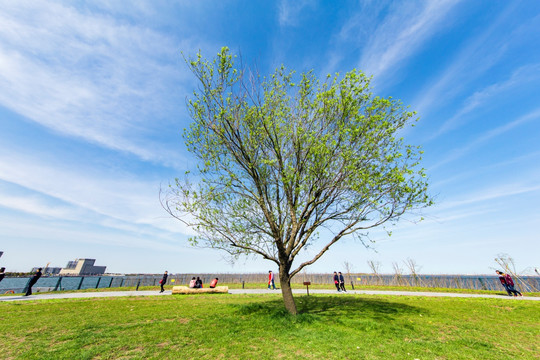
(1, 293, 538, 359)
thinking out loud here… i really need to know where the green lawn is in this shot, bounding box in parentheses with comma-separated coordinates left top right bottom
(1, 294, 538, 359)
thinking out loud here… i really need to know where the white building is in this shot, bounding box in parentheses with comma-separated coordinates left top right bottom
(59, 258, 106, 276)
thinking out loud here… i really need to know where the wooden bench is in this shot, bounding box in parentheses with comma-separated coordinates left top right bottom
(172, 286, 228, 294)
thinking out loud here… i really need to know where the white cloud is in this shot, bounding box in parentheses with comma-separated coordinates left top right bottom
(412, 1, 525, 116)
(430, 150, 540, 190)
(278, 0, 314, 27)
(438, 182, 540, 211)
(0, 151, 193, 236)
(430, 107, 540, 169)
(359, 0, 461, 84)
(0, 213, 186, 253)
(0, 1, 192, 166)
(0, 192, 75, 220)
(428, 63, 540, 140)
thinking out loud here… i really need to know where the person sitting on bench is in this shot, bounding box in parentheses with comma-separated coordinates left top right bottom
(189, 277, 196, 288)
(209, 278, 219, 288)
(195, 277, 203, 288)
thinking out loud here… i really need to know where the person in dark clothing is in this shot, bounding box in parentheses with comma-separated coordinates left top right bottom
(338, 272, 347, 292)
(504, 273, 523, 297)
(24, 268, 42, 296)
(496, 270, 522, 297)
(195, 277, 203, 288)
(333, 271, 340, 291)
(0, 267, 5, 283)
(496, 270, 512, 296)
(160, 271, 168, 293)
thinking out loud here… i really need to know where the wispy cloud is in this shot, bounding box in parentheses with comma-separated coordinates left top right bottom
(0, 212, 187, 253)
(0, 191, 76, 220)
(0, 150, 193, 236)
(439, 182, 540, 211)
(427, 63, 540, 140)
(412, 2, 526, 116)
(278, 0, 314, 27)
(359, 0, 461, 84)
(0, 2, 193, 166)
(430, 150, 540, 190)
(430, 107, 540, 170)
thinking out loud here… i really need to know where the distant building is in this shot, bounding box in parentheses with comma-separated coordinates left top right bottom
(59, 259, 106, 276)
(32, 267, 62, 275)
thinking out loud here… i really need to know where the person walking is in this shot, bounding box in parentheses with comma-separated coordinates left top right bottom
(24, 268, 42, 296)
(496, 270, 523, 296)
(496, 270, 512, 296)
(0, 267, 5, 283)
(160, 271, 168, 293)
(333, 271, 340, 292)
(338, 271, 347, 292)
(268, 271, 276, 290)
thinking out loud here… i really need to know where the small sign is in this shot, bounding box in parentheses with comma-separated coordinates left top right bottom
(303, 281, 311, 285)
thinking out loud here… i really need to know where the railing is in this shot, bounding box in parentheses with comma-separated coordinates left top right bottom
(1, 273, 538, 294)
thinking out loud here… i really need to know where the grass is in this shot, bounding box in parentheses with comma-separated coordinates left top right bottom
(0, 293, 538, 359)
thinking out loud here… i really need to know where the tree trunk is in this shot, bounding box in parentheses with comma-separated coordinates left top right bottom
(279, 268, 297, 315)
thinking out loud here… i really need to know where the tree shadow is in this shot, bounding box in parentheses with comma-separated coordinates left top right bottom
(234, 295, 424, 324)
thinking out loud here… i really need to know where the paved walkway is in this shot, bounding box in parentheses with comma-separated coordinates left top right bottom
(1, 289, 539, 302)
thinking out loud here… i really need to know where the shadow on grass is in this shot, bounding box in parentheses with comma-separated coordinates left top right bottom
(235, 295, 424, 324)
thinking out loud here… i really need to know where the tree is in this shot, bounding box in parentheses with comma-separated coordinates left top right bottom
(494, 253, 534, 292)
(163, 47, 432, 315)
(404, 258, 422, 286)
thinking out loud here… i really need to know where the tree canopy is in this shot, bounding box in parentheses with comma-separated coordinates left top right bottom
(163, 47, 432, 314)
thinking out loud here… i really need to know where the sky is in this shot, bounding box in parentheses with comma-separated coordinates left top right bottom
(1, 1, 539, 275)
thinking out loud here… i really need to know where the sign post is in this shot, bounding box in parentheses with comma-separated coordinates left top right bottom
(303, 281, 311, 296)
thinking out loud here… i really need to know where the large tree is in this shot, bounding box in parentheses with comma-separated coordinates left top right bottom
(163, 48, 431, 314)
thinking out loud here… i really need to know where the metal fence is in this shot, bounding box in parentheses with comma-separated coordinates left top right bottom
(1, 273, 538, 294)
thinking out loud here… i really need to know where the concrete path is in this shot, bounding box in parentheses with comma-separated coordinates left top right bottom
(1, 289, 539, 302)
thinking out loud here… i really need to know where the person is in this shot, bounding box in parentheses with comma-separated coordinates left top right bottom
(504, 273, 523, 297)
(160, 271, 168, 293)
(0, 267, 5, 283)
(189, 277, 196, 288)
(24, 268, 42, 296)
(338, 271, 347, 292)
(268, 271, 276, 290)
(333, 271, 340, 292)
(496, 270, 522, 297)
(496, 270, 512, 296)
(195, 277, 203, 288)
(209, 278, 219, 288)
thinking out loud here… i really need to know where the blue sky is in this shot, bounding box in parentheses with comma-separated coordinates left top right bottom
(1, 1, 539, 275)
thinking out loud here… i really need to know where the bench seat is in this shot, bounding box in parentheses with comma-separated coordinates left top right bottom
(172, 286, 228, 294)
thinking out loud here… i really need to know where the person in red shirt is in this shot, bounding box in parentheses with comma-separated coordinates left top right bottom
(333, 271, 340, 292)
(496, 270, 522, 297)
(268, 271, 276, 290)
(160, 271, 168, 293)
(209, 278, 219, 288)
